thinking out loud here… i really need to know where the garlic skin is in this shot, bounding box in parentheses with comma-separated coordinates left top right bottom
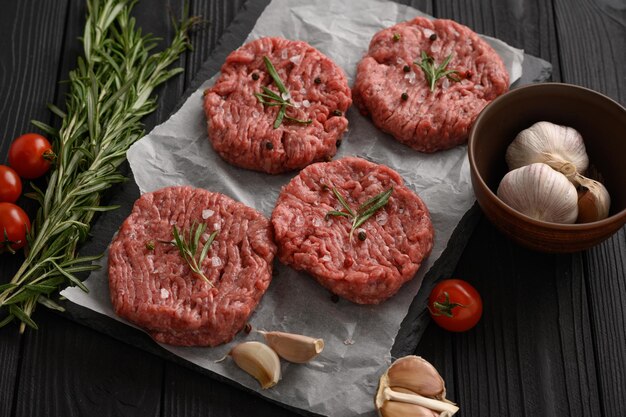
(229, 341, 281, 389)
(574, 174, 611, 223)
(497, 163, 579, 224)
(375, 356, 459, 417)
(506, 121, 589, 180)
(259, 330, 324, 363)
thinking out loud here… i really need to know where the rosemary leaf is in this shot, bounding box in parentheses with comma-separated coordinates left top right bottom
(255, 56, 312, 128)
(171, 224, 218, 288)
(0, 0, 197, 332)
(415, 51, 460, 92)
(326, 187, 393, 240)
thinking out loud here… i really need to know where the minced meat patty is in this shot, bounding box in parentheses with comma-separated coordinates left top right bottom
(271, 157, 434, 304)
(204, 37, 352, 174)
(353, 17, 509, 152)
(108, 186, 276, 346)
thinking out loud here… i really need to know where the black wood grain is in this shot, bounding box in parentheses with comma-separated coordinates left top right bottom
(0, 1, 69, 414)
(552, 1, 626, 416)
(13, 314, 163, 417)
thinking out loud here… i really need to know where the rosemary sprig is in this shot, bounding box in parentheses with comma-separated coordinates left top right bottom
(415, 51, 461, 92)
(326, 187, 393, 240)
(171, 223, 218, 287)
(254, 56, 312, 129)
(0, 0, 197, 332)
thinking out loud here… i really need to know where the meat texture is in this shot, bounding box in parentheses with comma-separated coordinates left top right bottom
(353, 17, 509, 152)
(271, 157, 434, 304)
(204, 37, 352, 174)
(108, 186, 276, 346)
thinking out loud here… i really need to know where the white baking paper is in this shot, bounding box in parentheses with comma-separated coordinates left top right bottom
(62, 1, 526, 416)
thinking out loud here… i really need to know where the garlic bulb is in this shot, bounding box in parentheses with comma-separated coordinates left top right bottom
(574, 174, 611, 222)
(497, 163, 578, 224)
(506, 121, 589, 180)
(375, 356, 459, 417)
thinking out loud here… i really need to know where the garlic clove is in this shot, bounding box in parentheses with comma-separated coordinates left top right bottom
(229, 341, 281, 389)
(575, 174, 611, 223)
(375, 356, 459, 417)
(497, 163, 579, 224)
(386, 356, 446, 399)
(505, 121, 589, 179)
(259, 330, 324, 363)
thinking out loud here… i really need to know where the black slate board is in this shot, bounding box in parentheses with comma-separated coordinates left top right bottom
(59, 0, 552, 413)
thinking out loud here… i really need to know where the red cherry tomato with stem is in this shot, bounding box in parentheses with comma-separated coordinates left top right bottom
(428, 279, 483, 332)
(0, 165, 22, 203)
(8, 133, 55, 179)
(0, 202, 31, 254)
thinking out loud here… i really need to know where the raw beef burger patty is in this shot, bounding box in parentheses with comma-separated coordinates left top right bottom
(108, 186, 276, 346)
(353, 17, 509, 152)
(271, 157, 434, 304)
(204, 37, 352, 174)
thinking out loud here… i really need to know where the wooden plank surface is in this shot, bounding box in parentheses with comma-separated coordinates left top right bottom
(0, 1, 625, 417)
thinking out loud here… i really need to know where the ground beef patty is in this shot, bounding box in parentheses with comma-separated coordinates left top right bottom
(108, 186, 276, 346)
(204, 37, 352, 174)
(271, 157, 434, 304)
(353, 17, 509, 152)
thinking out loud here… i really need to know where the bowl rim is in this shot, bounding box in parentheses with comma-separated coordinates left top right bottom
(468, 82, 626, 231)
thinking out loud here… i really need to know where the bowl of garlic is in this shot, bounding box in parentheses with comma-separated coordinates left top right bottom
(468, 82, 626, 252)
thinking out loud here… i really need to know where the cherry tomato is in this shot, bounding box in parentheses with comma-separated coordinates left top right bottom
(0, 202, 30, 253)
(428, 279, 483, 332)
(0, 165, 22, 203)
(8, 133, 54, 179)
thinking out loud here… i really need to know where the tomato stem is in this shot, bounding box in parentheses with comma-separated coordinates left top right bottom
(42, 149, 57, 163)
(1, 227, 18, 255)
(430, 291, 465, 318)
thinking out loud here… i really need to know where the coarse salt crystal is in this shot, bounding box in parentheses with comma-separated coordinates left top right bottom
(202, 209, 214, 219)
(423, 28, 435, 37)
(211, 257, 222, 267)
(300, 88, 307, 94)
(475, 84, 484, 90)
(376, 211, 388, 225)
(169, 219, 177, 225)
(160, 288, 170, 299)
(396, 57, 404, 65)
(281, 91, 291, 101)
(321, 255, 332, 262)
(252, 111, 260, 118)
(289, 54, 302, 64)
(293, 101, 302, 109)
(213, 222, 221, 230)
(302, 99, 311, 108)
(313, 217, 323, 227)
(281, 50, 288, 59)
(295, 216, 305, 227)
(442, 78, 450, 89)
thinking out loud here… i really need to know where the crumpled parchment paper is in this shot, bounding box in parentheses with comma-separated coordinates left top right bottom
(61, 0, 549, 415)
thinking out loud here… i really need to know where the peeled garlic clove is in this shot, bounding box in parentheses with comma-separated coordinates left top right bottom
(259, 330, 324, 363)
(229, 341, 281, 389)
(497, 163, 578, 224)
(386, 356, 445, 399)
(575, 174, 611, 223)
(505, 121, 589, 179)
(375, 356, 459, 417)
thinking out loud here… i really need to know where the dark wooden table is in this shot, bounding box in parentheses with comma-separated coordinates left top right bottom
(1, 1, 625, 416)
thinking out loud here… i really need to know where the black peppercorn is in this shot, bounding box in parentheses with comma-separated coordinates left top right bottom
(403, 65, 410, 72)
(401, 92, 408, 101)
(265, 142, 274, 150)
(358, 231, 367, 241)
(429, 33, 437, 41)
(336, 140, 342, 148)
(314, 77, 322, 84)
(251, 72, 259, 80)
(332, 109, 343, 117)
(331, 294, 340, 303)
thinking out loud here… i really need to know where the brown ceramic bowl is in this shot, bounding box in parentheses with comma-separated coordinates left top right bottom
(468, 83, 626, 252)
